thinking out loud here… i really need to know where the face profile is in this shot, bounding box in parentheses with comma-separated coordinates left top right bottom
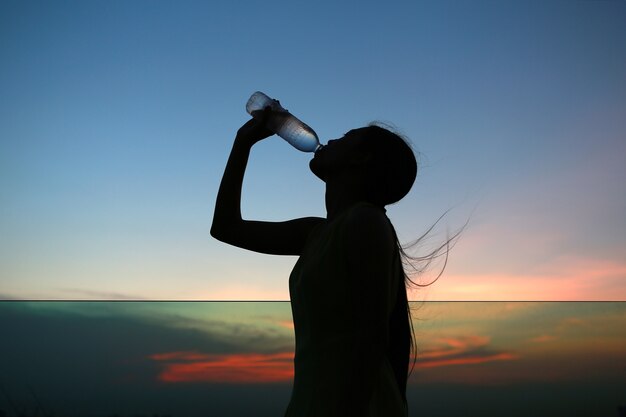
(310, 125, 417, 208)
(309, 128, 370, 182)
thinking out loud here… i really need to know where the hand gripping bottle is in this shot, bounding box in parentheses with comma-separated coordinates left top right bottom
(246, 91, 323, 152)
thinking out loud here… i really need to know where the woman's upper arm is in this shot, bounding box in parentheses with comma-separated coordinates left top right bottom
(211, 216, 324, 256)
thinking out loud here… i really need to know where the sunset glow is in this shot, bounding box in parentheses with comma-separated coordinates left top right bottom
(427, 254, 626, 301)
(150, 351, 294, 383)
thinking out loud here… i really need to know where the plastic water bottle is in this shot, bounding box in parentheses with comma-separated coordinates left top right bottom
(246, 91, 323, 152)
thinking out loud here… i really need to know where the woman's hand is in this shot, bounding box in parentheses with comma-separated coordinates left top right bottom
(235, 107, 274, 146)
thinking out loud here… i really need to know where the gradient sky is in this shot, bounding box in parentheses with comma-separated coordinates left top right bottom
(1, 1, 625, 300)
(1, 302, 625, 417)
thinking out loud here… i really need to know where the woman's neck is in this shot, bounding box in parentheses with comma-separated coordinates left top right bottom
(324, 177, 367, 221)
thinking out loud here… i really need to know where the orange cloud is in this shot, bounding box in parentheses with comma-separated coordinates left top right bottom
(416, 352, 518, 368)
(151, 336, 518, 385)
(277, 320, 294, 329)
(415, 335, 519, 369)
(149, 351, 294, 383)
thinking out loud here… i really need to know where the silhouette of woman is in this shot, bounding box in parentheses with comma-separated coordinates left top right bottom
(211, 111, 417, 417)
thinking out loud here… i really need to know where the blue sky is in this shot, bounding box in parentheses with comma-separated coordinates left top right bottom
(1, 0, 625, 300)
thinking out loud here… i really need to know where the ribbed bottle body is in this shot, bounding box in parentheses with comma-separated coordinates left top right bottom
(246, 92, 322, 153)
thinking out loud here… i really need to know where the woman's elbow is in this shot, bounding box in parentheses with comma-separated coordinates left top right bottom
(210, 222, 227, 242)
(210, 221, 240, 245)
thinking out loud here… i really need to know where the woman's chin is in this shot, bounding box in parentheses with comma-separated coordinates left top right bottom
(309, 158, 327, 182)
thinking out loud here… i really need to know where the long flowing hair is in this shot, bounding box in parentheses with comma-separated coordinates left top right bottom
(362, 122, 466, 403)
(386, 215, 465, 403)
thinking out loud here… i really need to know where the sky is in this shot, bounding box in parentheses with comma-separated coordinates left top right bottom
(1, 0, 625, 300)
(1, 301, 625, 417)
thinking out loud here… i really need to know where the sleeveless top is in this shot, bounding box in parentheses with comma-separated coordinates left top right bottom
(285, 202, 408, 417)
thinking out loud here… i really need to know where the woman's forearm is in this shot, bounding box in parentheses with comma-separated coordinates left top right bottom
(210, 137, 253, 241)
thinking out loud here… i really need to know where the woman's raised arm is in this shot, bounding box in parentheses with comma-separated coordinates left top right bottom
(210, 117, 323, 256)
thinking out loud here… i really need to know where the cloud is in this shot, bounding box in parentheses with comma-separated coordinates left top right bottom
(59, 287, 149, 300)
(0, 302, 294, 416)
(0, 292, 19, 300)
(150, 351, 294, 383)
(415, 335, 519, 369)
(149, 335, 520, 384)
